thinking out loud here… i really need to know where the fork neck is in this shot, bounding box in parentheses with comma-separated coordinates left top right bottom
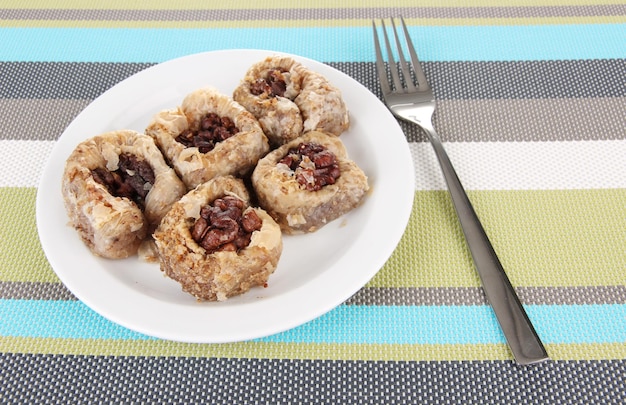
(392, 106, 437, 136)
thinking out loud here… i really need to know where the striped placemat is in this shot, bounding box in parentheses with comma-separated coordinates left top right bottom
(1, 1, 625, 403)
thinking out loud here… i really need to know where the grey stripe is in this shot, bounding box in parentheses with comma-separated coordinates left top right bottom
(2, 60, 624, 100)
(2, 60, 624, 141)
(422, 60, 626, 100)
(346, 287, 490, 305)
(1, 99, 91, 141)
(431, 97, 626, 142)
(3, 281, 624, 306)
(0, 59, 626, 100)
(2, 354, 625, 404)
(0, 282, 77, 300)
(1, 6, 625, 21)
(0, 62, 152, 99)
(3, 96, 624, 142)
(346, 286, 626, 306)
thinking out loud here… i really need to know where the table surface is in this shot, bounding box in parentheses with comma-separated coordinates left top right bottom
(1, 1, 625, 403)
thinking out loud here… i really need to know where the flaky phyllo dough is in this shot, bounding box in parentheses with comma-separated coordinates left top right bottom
(146, 87, 270, 189)
(233, 55, 350, 147)
(252, 131, 368, 234)
(62, 130, 186, 259)
(153, 176, 283, 301)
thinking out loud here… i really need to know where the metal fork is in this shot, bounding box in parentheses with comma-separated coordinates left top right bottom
(373, 17, 549, 365)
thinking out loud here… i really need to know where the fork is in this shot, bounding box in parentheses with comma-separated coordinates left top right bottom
(373, 17, 549, 365)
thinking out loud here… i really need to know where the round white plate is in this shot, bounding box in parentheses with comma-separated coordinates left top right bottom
(36, 49, 414, 343)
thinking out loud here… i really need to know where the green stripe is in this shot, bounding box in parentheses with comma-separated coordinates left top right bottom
(0, 188, 56, 282)
(2, 187, 625, 286)
(2, 336, 624, 361)
(371, 189, 626, 288)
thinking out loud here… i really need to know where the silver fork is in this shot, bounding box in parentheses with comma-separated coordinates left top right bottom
(373, 17, 549, 365)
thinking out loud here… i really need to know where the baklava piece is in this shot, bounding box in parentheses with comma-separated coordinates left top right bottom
(233, 55, 349, 147)
(252, 131, 368, 234)
(62, 130, 186, 259)
(153, 176, 282, 301)
(146, 87, 270, 189)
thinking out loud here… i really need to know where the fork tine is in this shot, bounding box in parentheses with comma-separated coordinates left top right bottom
(390, 18, 417, 92)
(380, 19, 403, 92)
(372, 20, 391, 95)
(399, 16, 430, 90)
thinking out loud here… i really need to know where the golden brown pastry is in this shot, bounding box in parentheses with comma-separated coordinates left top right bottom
(153, 176, 283, 301)
(296, 67, 350, 136)
(145, 87, 270, 189)
(251, 131, 368, 234)
(233, 55, 349, 146)
(62, 130, 186, 259)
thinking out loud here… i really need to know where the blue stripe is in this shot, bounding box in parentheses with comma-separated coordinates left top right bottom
(1, 24, 624, 63)
(0, 300, 151, 340)
(260, 304, 626, 344)
(1, 300, 625, 343)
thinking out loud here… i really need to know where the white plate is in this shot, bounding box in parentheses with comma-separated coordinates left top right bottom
(36, 49, 414, 343)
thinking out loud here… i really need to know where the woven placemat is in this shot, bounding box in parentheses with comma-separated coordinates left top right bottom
(1, 2, 625, 403)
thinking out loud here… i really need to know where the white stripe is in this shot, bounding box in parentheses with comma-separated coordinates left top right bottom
(411, 140, 626, 190)
(2, 139, 625, 190)
(0, 140, 56, 187)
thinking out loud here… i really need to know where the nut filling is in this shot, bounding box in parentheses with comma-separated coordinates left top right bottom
(250, 69, 288, 98)
(91, 153, 155, 209)
(175, 112, 240, 153)
(191, 196, 263, 254)
(278, 142, 341, 191)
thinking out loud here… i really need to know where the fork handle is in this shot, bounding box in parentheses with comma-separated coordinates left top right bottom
(420, 122, 549, 365)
